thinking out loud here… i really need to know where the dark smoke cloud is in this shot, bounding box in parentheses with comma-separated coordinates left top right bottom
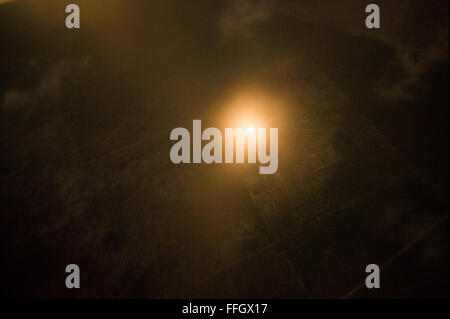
(2, 57, 90, 112)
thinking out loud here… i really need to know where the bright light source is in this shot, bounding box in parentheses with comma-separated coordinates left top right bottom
(215, 88, 290, 133)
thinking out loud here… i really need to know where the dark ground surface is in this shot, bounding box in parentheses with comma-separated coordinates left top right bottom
(0, 0, 448, 298)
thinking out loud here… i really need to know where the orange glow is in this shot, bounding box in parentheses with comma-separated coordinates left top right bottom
(217, 88, 287, 130)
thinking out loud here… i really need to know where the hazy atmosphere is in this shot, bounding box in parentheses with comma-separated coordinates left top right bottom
(0, 0, 448, 298)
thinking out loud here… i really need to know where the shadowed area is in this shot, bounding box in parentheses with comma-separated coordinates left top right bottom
(0, 0, 448, 298)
